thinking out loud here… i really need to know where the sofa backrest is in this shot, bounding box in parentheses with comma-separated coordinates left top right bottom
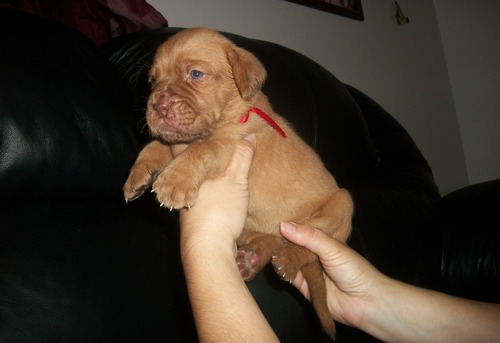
(0, 7, 140, 201)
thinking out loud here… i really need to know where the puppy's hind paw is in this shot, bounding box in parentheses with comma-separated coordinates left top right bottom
(271, 249, 300, 283)
(236, 246, 261, 281)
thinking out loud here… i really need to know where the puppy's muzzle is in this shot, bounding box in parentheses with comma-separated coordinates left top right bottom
(152, 93, 179, 118)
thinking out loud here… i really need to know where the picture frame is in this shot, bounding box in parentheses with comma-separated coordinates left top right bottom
(285, 0, 364, 21)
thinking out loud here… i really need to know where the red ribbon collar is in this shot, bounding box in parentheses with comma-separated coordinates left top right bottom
(239, 107, 287, 138)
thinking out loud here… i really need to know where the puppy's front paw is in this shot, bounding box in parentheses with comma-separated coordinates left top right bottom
(152, 166, 199, 210)
(123, 163, 158, 202)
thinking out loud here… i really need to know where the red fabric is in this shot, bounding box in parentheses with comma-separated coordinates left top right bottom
(1, 0, 167, 45)
(240, 107, 287, 138)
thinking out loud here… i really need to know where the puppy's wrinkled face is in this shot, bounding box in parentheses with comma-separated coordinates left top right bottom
(146, 28, 266, 144)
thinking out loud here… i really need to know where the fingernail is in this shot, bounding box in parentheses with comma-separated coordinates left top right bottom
(244, 134, 256, 144)
(280, 222, 296, 234)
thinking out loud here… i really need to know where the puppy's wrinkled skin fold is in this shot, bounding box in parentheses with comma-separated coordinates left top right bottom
(123, 28, 353, 340)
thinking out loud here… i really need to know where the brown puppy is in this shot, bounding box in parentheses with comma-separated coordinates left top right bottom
(123, 28, 353, 340)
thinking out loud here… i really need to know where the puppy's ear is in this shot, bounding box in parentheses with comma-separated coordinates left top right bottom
(226, 46, 267, 101)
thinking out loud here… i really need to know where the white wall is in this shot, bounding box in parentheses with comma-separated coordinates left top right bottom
(434, 0, 500, 188)
(148, 0, 470, 195)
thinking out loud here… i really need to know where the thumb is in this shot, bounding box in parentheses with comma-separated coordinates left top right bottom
(225, 134, 256, 181)
(279, 222, 345, 257)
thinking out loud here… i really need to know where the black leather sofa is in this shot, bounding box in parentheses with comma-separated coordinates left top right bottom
(1, 7, 498, 342)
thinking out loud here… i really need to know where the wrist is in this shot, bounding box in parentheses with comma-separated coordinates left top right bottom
(348, 274, 395, 337)
(181, 227, 237, 261)
(358, 275, 415, 342)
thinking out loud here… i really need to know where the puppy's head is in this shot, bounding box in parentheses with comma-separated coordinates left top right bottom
(146, 28, 267, 144)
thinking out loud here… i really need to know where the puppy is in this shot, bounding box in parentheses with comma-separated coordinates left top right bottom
(123, 28, 353, 340)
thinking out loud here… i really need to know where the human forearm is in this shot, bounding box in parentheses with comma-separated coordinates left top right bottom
(177, 136, 273, 342)
(181, 242, 279, 343)
(362, 277, 500, 343)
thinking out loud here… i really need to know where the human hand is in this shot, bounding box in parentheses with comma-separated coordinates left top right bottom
(281, 223, 500, 342)
(279, 222, 388, 328)
(179, 135, 256, 256)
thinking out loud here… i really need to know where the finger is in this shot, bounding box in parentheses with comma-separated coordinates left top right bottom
(290, 270, 310, 298)
(225, 134, 256, 181)
(279, 222, 345, 258)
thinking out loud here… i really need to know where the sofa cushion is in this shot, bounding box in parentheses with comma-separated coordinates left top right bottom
(0, 7, 140, 201)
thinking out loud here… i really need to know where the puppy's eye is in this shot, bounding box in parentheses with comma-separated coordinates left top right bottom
(189, 70, 204, 80)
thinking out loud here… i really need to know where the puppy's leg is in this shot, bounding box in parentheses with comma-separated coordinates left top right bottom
(123, 140, 173, 202)
(307, 188, 353, 242)
(152, 139, 235, 210)
(236, 231, 283, 281)
(271, 188, 353, 280)
(272, 244, 337, 339)
(272, 188, 352, 340)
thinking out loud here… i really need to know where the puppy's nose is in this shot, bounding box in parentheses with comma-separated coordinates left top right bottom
(153, 100, 168, 116)
(153, 94, 170, 116)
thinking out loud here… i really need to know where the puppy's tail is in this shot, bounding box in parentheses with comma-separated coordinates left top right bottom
(301, 260, 337, 341)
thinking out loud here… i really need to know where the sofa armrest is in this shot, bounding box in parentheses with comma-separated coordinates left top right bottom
(436, 179, 500, 302)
